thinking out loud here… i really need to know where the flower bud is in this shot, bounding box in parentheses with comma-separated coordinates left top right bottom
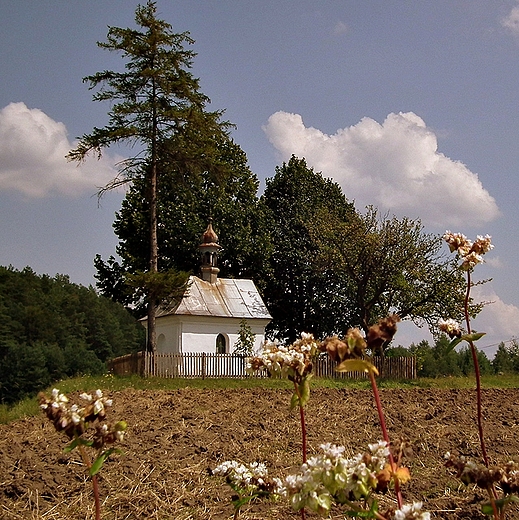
(114, 420, 127, 432)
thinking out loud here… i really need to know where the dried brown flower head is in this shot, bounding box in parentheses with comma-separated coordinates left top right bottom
(367, 314, 401, 354)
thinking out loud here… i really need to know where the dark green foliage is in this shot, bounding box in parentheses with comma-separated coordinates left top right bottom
(261, 156, 467, 346)
(384, 346, 412, 358)
(0, 266, 144, 404)
(492, 340, 519, 374)
(96, 139, 270, 314)
(81, 3, 270, 328)
(403, 336, 491, 377)
(456, 346, 492, 376)
(261, 156, 357, 342)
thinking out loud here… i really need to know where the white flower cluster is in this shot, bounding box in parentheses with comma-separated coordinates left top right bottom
(40, 388, 113, 431)
(212, 460, 284, 494)
(443, 231, 493, 270)
(39, 388, 126, 443)
(246, 332, 320, 379)
(283, 442, 390, 515)
(437, 318, 463, 339)
(393, 501, 430, 520)
(80, 389, 113, 417)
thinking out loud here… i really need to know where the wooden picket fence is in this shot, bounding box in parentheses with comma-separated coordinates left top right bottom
(108, 352, 416, 380)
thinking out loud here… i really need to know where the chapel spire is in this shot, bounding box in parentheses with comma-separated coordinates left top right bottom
(199, 218, 222, 283)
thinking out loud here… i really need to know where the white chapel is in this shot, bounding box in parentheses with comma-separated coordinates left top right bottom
(149, 220, 271, 355)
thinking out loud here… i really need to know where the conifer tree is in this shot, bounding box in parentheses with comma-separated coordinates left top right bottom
(68, 2, 230, 352)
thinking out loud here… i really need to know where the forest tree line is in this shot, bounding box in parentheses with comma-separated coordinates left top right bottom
(387, 336, 518, 378)
(0, 266, 144, 403)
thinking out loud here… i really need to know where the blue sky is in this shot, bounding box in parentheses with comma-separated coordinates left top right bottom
(1, 1, 519, 354)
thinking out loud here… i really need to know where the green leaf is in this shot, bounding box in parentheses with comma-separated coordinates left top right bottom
(481, 495, 519, 515)
(446, 337, 462, 354)
(64, 437, 93, 453)
(345, 500, 379, 518)
(290, 392, 299, 410)
(336, 358, 379, 376)
(89, 448, 120, 477)
(461, 332, 486, 343)
(233, 494, 255, 510)
(64, 437, 81, 453)
(344, 510, 378, 518)
(299, 377, 311, 408)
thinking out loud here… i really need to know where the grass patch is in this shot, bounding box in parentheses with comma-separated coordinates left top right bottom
(2, 372, 518, 424)
(0, 397, 41, 424)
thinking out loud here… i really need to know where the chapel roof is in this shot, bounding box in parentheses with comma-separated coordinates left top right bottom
(156, 275, 271, 320)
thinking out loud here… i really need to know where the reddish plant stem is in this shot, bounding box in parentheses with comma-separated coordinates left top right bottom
(486, 485, 500, 520)
(368, 370, 403, 510)
(463, 271, 490, 468)
(78, 443, 101, 520)
(293, 381, 307, 520)
(299, 402, 307, 465)
(464, 271, 499, 512)
(92, 475, 101, 520)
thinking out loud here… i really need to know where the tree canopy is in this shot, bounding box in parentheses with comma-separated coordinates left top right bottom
(0, 266, 144, 404)
(309, 206, 467, 339)
(94, 124, 270, 313)
(261, 156, 357, 342)
(386, 336, 492, 377)
(68, 1, 231, 351)
(260, 156, 468, 349)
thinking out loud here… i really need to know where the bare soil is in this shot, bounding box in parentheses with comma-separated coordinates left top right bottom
(1, 387, 519, 519)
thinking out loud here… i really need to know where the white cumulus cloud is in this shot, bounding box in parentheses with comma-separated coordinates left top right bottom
(263, 111, 500, 228)
(0, 102, 121, 198)
(502, 5, 519, 36)
(471, 284, 519, 352)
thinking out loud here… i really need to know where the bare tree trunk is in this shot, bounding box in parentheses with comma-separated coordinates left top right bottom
(147, 91, 159, 354)
(146, 157, 158, 354)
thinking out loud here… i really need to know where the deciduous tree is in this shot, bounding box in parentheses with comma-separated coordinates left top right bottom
(261, 156, 357, 342)
(309, 206, 468, 349)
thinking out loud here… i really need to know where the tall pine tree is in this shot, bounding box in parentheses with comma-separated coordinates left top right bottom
(68, 2, 231, 352)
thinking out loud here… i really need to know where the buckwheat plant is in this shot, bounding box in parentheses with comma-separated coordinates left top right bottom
(212, 460, 284, 519)
(246, 333, 320, 519)
(283, 441, 428, 520)
(213, 442, 428, 520)
(247, 333, 320, 463)
(441, 232, 507, 518)
(320, 316, 407, 512)
(39, 388, 127, 520)
(444, 453, 519, 519)
(217, 317, 428, 519)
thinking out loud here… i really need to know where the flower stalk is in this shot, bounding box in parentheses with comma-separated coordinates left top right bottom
(39, 388, 127, 520)
(368, 370, 403, 510)
(441, 231, 505, 518)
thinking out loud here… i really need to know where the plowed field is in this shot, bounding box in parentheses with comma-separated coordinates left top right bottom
(2, 387, 519, 519)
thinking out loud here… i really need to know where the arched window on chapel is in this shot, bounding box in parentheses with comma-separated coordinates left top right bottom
(216, 333, 226, 354)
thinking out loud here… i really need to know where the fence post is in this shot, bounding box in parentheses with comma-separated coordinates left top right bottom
(202, 352, 206, 380)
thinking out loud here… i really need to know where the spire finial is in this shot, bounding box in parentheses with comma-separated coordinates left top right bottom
(199, 218, 221, 283)
(201, 217, 218, 245)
